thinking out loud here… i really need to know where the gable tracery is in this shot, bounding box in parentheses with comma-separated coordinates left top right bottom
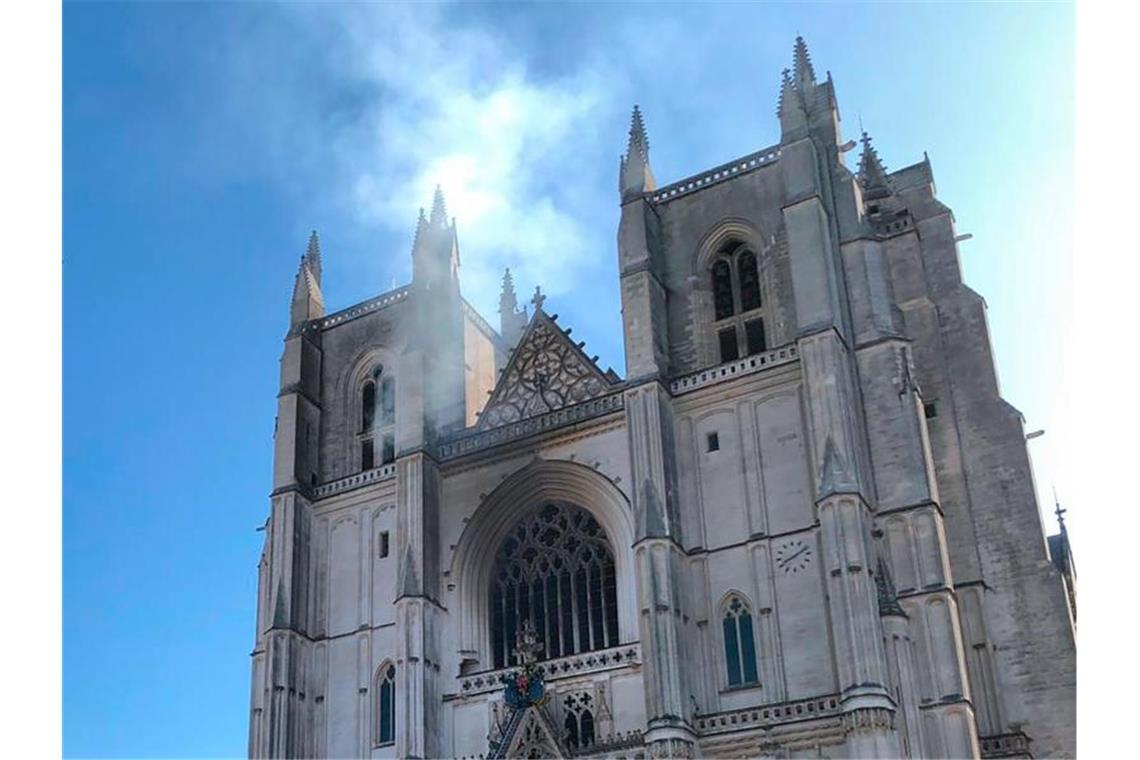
(477, 313, 614, 431)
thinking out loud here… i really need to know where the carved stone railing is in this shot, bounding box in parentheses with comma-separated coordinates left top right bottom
(311, 463, 397, 499)
(670, 344, 798, 396)
(979, 731, 1032, 758)
(650, 145, 781, 204)
(694, 694, 841, 736)
(439, 392, 626, 460)
(567, 730, 645, 757)
(320, 286, 410, 330)
(454, 643, 641, 698)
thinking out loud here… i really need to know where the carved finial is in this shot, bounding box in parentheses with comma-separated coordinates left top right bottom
(793, 35, 816, 89)
(531, 285, 546, 311)
(1053, 487, 1068, 533)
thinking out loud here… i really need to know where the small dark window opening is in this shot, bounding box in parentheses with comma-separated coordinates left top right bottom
(706, 432, 720, 452)
(712, 260, 735, 320)
(718, 328, 739, 362)
(362, 381, 376, 431)
(361, 439, 374, 471)
(924, 402, 938, 419)
(382, 435, 395, 465)
(738, 251, 762, 312)
(310, 473, 317, 486)
(867, 204, 880, 214)
(745, 319, 767, 356)
(380, 377, 396, 426)
(378, 531, 390, 559)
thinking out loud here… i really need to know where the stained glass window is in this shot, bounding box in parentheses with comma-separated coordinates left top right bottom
(490, 503, 619, 669)
(723, 595, 759, 686)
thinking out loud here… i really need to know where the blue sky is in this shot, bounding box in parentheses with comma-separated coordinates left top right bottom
(63, 2, 1074, 757)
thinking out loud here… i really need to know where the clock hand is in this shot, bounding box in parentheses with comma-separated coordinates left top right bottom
(786, 545, 808, 563)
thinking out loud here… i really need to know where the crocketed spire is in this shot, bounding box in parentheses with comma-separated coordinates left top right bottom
(619, 104, 656, 197)
(876, 557, 906, 617)
(627, 104, 649, 161)
(303, 230, 322, 285)
(858, 131, 893, 201)
(793, 35, 817, 90)
(429, 185, 448, 226)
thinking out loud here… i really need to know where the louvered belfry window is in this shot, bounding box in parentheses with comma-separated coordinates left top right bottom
(710, 242, 768, 363)
(490, 503, 620, 669)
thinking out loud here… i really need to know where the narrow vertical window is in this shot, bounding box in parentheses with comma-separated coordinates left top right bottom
(723, 595, 759, 687)
(362, 380, 376, 431)
(718, 328, 739, 362)
(744, 318, 767, 356)
(376, 663, 395, 745)
(713, 260, 735, 319)
(378, 531, 390, 559)
(361, 439, 374, 471)
(381, 377, 396, 425)
(738, 250, 761, 311)
(382, 434, 395, 465)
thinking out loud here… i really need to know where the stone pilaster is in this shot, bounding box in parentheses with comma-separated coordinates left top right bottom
(625, 382, 696, 755)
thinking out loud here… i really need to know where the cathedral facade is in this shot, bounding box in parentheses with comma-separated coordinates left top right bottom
(248, 39, 1076, 759)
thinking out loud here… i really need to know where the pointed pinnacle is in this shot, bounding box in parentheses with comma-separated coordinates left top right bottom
(304, 230, 322, 282)
(627, 104, 649, 159)
(430, 185, 447, 225)
(793, 35, 816, 88)
(858, 131, 892, 200)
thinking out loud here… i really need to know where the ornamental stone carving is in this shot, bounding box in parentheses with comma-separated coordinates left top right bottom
(477, 311, 616, 431)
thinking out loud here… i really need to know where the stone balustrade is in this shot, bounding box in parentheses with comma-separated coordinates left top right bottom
(693, 694, 841, 735)
(979, 731, 1032, 758)
(454, 643, 642, 698)
(439, 392, 626, 460)
(650, 145, 781, 204)
(311, 463, 397, 499)
(670, 344, 798, 395)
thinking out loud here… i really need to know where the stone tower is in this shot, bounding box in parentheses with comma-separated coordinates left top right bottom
(249, 38, 1075, 759)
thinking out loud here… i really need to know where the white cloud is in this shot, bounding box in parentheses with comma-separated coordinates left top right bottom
(281, 3, 624, 318)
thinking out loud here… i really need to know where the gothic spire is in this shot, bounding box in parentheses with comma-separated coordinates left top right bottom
(303, 229, 322, 285)
(620, 105, 656, 198)
(627, 104, 649, 161)
(858, 131, 893, 201)
(290, 234, 325, 328)
(429, 185, 448, 227)
(793, 35, 817, 90)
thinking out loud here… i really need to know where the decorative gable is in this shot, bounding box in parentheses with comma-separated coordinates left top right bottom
(476, 310, 618, 431)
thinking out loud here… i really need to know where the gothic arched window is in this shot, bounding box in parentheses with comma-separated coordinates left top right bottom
(374, 662, 396, 745)
(490, 503, 620, 669)
(357, 366, 396, 473)
(710, 243, 768, 363)
(722, 595, 759, 687)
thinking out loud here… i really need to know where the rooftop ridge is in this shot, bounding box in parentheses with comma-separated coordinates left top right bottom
(649, 143, 781, 204)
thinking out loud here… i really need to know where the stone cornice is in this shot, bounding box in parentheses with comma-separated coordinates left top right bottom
(693, 694, 842, 736)
(649, 145, 781, 205)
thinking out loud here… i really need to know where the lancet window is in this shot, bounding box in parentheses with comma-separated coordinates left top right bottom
(489, 503, 620, 669)
(710, 243, 768, 362)
(358, 366, 396, 473)
(374, 662, 396, 745)
(722, 594, 759, 687)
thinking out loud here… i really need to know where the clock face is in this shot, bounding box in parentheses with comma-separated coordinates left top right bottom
(775, 539, 812, 573)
